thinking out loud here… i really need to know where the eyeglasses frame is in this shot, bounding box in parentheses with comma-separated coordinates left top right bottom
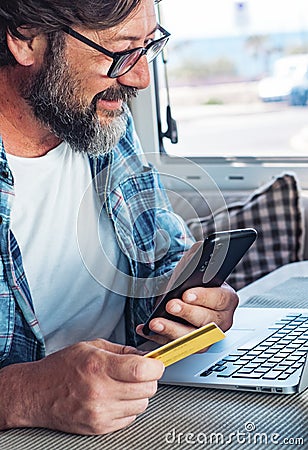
(62, 24, 170, 78)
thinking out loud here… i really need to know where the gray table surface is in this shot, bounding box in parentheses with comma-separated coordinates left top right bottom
(1, 272, 307, 450)
(0, 384, 307, 450)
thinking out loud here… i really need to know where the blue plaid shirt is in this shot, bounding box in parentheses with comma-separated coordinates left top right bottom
(0, 110, 193, 368)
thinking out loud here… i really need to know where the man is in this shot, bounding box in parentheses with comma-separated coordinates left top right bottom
(0, 0, 238, 435)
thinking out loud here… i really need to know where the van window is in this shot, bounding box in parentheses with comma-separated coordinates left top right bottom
(157, 0, 308, 159)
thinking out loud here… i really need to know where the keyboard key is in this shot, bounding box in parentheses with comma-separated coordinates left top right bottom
(278, 373, 291, 380)
(200, 369, 213, 377)
(263, 338, 281, 344)
(262, 349, 278, 355)
(263, 370, 284, 379)
(233, 372, 263, 379)
(216, 364, 238, 378)
(247, 350, 263, 356)
(278, 360, 295, 367)
(261, 362, 277, 369)
(285, 368, 297, 375)
(285, 355, 302, 361)
(291, 341, 306, 347)
(267, 357, 284, 364)
(279, 341, 293, 347)
(289, 343, 304, 348)
(269, 322, 287, 329)
(244, 362, 261, 369)
(275, 352, 292, 358)
(256, 354, 271, 359)
(222, 355, 241, 362)
(253, 345, 271, 352)
(236, 367, 255, 374)
(268, 326, 284, 331)
(292, 362, 303, 369)
(233, 359, 247, 366)
(272, 344, 288, 349)
(254, 367, 271, 373)
(289, 331, 305, 337)
(274, 364, 290, 371)
(213, 366, 227, 372)
(275, 331, 290, 336)
(240, 355, 255, 361)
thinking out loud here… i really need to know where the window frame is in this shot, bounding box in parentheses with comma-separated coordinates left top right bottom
(130, 63, 308, 192)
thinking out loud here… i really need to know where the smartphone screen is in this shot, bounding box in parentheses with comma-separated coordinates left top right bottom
(142, 228, 257, 335)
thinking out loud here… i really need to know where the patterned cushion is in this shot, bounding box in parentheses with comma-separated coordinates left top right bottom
(187, 173, 305, 290)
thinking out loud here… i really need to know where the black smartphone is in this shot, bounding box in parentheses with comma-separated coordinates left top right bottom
(142, 228, 257, 335)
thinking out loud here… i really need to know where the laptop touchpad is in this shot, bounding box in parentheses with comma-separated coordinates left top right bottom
(206, 328, 255, 353)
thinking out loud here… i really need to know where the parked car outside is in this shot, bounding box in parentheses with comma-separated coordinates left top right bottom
(289, 76, 308, 106)
(258, 54, 308, 105)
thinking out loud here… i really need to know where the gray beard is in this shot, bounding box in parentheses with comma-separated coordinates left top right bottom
(49, 102, 129, 157)
(20, 35, 137, 157)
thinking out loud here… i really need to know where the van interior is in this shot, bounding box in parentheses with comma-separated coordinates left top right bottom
(1, 1, 307, 449)
(131, 0, 308, 287)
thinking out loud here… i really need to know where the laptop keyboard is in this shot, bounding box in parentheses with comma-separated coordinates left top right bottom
(200, 313, 308, 380)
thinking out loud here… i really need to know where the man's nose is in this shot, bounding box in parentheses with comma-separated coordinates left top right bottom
(117, 56, 151, 90)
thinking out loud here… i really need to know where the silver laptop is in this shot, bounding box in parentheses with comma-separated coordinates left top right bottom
(160, 306, 308, 395)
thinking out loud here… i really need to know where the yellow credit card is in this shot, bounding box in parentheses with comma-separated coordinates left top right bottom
(144, 322, 225, 367)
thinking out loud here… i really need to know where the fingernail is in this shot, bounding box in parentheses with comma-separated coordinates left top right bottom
(169, 302, 182, 313)
(152, 322, 164, 332)
(186, 293, 197, 302)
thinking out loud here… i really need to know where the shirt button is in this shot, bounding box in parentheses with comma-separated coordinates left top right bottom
(1, 171, 9, 179)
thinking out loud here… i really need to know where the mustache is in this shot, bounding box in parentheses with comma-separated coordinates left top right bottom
(94, 86, 138, 104)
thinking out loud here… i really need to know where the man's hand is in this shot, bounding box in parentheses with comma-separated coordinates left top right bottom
(136, 282, 239, 346)
(0, 339, 164, 435)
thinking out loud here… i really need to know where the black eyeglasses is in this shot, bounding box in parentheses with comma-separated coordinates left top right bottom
(63, 24, 170, 79)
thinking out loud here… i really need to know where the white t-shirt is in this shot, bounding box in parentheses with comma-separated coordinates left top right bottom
(7, 142, 128, 354)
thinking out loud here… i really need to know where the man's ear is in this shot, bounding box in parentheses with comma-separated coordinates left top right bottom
(6, 29, 43, 66)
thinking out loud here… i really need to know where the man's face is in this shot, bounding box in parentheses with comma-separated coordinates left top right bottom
(19, 0, 156, 156)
